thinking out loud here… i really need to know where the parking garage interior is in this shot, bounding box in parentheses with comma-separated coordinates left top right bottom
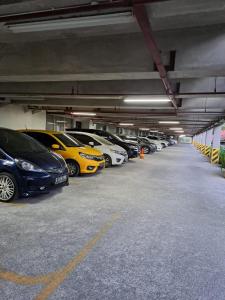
(1, 1, 225, 299)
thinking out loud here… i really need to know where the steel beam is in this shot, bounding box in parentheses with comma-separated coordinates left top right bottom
(0, 0, 171, 23)
(133, 4, 177, 109)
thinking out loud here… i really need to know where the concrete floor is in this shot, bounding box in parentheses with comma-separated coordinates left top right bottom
(1, 144, 225, 300)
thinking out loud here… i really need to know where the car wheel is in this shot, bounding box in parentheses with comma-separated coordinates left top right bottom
(0, 172, 18, 202)
(142, 146, 150, 154)
(67, 161, 80, 177)
(104, 154, 112, 168)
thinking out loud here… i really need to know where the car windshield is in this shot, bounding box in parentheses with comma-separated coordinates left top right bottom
(113, 134, 124, 142)
(94, 135, 113, 146)
(0, 129, 47, 156)
(54, 133, 83, 147)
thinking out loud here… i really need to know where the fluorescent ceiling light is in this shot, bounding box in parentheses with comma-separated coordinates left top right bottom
(119, 123, 134, 126)
(169, 128, 183, 130)
(56, 120, 67, 123)
(71, 112, 96, 116)
(7, 12, 134, 33)
(159, 121, 180, 124)
(139, 128, 149, 130)
(124, 96, 171, 103)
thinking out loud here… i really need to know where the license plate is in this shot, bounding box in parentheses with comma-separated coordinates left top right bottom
(55, 175, 67, 185)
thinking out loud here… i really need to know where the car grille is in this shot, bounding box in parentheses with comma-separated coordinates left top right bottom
(121, 151, 127, 156)
(93, 155, 104, 162)
(47, 167, 66, 175)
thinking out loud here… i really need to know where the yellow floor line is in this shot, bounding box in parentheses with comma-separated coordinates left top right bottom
(0, 203, 27, 208)
(0, 212, 120, 300)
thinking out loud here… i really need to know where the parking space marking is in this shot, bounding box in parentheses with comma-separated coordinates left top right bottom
(0, 203, 27, 208)
(0, 212, 120, 300)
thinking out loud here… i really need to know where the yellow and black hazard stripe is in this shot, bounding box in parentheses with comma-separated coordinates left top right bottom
(211, 148, 220, 164)
(204, 146, 211, 157)
(201, 145, 206, 153)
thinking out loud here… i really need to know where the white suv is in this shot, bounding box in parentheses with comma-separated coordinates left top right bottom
(67, 131, 128, 167)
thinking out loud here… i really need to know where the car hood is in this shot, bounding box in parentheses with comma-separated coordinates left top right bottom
(123, 139, 140, 145)
(76, 146, 103, 156)
(109, 144, 127, 152)
(15, 151, 66, 171)
(123, 140, 138, 147)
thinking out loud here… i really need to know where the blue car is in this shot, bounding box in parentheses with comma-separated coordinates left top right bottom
(0, 128, 69, 202)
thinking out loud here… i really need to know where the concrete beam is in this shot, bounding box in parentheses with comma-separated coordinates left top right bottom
(0, 70, 225, 82)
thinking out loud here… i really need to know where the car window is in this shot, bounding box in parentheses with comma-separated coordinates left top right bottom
(0, 150, 6, 159)
(127, 137, 137, 141)
(25, 132, 58, 148)
(0, 130, 47, 156)
(93, 135, 113, 146)
(54, 133, 82, 147)
(113, 134, 124, 142)
(70, 134, 100, 146)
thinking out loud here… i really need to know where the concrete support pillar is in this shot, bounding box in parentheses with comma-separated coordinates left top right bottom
(200, 132, 206, 153)
(205, 129, 213, 157)
(211, 125, 222, 164)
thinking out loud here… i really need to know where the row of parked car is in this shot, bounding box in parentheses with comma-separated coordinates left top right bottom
(0, 127, 176, 202)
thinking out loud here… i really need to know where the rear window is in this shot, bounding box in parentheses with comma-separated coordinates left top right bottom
(0, 129, 47, 156)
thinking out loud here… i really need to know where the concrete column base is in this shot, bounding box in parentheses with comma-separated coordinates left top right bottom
(211, 148, 220, 164)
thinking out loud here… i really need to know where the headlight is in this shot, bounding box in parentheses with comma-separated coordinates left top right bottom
(110, 149, 123, 155)
(15, 159, 45, 172)
(79, 152, 95, 160)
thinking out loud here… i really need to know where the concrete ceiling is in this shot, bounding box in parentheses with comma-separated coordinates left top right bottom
(0, 0, 225, 135)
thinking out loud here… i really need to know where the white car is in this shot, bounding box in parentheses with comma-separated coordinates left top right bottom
(144, 137, 163, 151)
(148, 136, 169, 148)
(67, 131, 128, 167)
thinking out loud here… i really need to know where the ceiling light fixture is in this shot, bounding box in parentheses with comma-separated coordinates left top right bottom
(124, 96, 171, 103)
(169, 128, 183, 130)
(119, 123, 134, 126)
(6, 12, 134, 33)
(139, 128, 150, 130)
(71, 112, 96, 116)
(159, 121, 180, 124)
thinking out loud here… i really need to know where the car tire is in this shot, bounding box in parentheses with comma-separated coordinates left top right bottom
(142, 146, 150, 154)
(104, 154, 112, 168)
(66, 160, 80, 177)
(0, 172, 18, 202)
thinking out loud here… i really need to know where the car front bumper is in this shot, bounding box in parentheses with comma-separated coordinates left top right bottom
(18, 170, 69, 197)
(79, 157, 105, 174)
(111, 153, 126, 165)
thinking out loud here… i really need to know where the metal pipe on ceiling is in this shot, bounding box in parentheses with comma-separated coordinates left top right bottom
(133, 3, 177, 109)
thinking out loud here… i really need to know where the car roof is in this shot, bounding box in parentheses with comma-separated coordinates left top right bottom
(20, 129, 64, 135)
(67, 131, 101, 140)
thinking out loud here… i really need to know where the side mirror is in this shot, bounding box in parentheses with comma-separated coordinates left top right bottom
(89, 142, 95, 148)
(52, 144, 60, 150)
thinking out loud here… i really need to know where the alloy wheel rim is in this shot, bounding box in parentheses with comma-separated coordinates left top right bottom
(143, 147, 149, 154)
(104, 155, 111, 167)
(68, 163, 78, 176)
(0, 175, 15, 201)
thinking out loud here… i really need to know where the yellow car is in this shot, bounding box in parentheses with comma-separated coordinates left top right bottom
(20, 130, 105, 176)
